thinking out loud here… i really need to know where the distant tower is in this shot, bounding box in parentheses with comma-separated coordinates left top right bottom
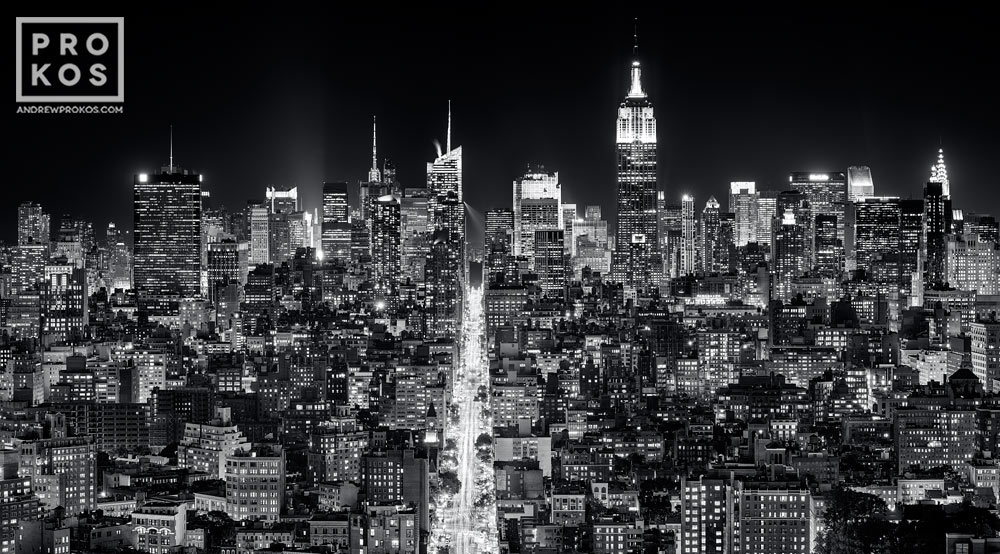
(368, 116, 381, 184)
(512, 167, 561, 266)
(930, 148, 950, 198)
(321, 182, 351, 264)
(681, 195, 696, 275)
(612, 35, 658, 290)
(425, 102, 465, 337)
(772, 208, 807, 300)
(729, 182, 758, 247)
(371, 194, 401, 303)
(700, 196, 721, 273)
(847, 166, 875, 202)
(133, 139, 202, 316)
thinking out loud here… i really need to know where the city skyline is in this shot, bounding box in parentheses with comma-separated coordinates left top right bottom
(8, 13, 998, 245)
(6, 12, 1000, 554)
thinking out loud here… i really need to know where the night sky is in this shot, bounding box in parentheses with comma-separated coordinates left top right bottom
(10, 13, 998, 245)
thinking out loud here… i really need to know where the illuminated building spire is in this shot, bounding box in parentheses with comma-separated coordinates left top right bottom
(446, 99, 452, 153)
(169, 124, 174, 173)
(627, 19, 645, 99)
(930, 147, 950, 197)
(368, 115, 381, 183)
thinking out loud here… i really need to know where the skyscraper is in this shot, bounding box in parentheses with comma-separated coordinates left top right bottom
(400, 187, 431, 285)
(573, 206, 611, 278)
(247, 202, 269, 267)
(562, 203, 577, 256)
(133, 165, 202, 315)
(729, 182, 758, 247)
(790, 171, 847, 264)
(17, 201, 50, 248)
(265, 186, 299, 215)
(700, 196, 721, 274)
(612, 52, 658, 290)
(772, 208, 807, 300)
(847, 166, 875, 202)
(207, 240, 245, 305)
(681, 194, 696, 276)
(899, 199, 925, 294)
(425, 228, 460, 339)
(814, 214, 842, 278)
(930, 148, 950, 198)
(371, 194, 401, 302)
(512, 168, 561, 260)
(534, 229, 566, 299)
(425, 105, 465, 335)
(855, 197, 902, 274)
(321, 182, 351, 264)
(486, 208, 514, 249)
(756, 190, 780, 251)
(924, 178, 952, 287)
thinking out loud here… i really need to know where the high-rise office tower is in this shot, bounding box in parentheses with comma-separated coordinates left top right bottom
(426, 104, 464, 264)
(17, 201, 50, 248)
(729, 182, 758, 247)
(947, 234, 999, 296)
(133, 164, 202, 315)
(105, 222, 132, 291)
(534, 229, 566, 299)
(790, 171, 847, 262)
(371, 194, 401, 301)
(40, 263, 88, 343)
(512, 168, 561, 260)
(425, 105, 465, 333)
(899, 199, 925, 295)
(265, 186, 299, 215)
(776, 190, 813, 269)
(425, 228, 460, 339)
(321, 182, 351, 264)
(247, 202, 269, 267)
(847, 166, 875, 202)
(681, 195, 696, 275)
(400, 187, 431, 285)
(659, 201, 683, 278)
(562, 203, 577, 256)
(924, 179, 952, 286)
(207, 240, 245, 305)
(612, 51, 658, 290)
(486, 208, 514, 248)
(756, 190, 780, 251)
(855, 197, 902, 274)
(573, 205, 612, 278)
(700, 196, 721, 274)
(717, 213, 736, 274)
(814, 214, 842, 278)
(772, 208, 807, 300)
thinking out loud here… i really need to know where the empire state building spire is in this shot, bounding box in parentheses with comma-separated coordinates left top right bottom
(627, 19, 646, 99)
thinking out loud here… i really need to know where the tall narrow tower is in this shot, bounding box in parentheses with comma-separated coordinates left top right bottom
(612, 30, 658, 290)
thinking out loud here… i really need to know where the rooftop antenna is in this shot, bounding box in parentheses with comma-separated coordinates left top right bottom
(446, 100, 452, 153)
(169, 125, 174, 172)
(368, 115, 380, 183)
(633, 18, 638, 57)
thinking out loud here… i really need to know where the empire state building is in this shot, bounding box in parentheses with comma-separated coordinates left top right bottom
(612, 54, 658, 291)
